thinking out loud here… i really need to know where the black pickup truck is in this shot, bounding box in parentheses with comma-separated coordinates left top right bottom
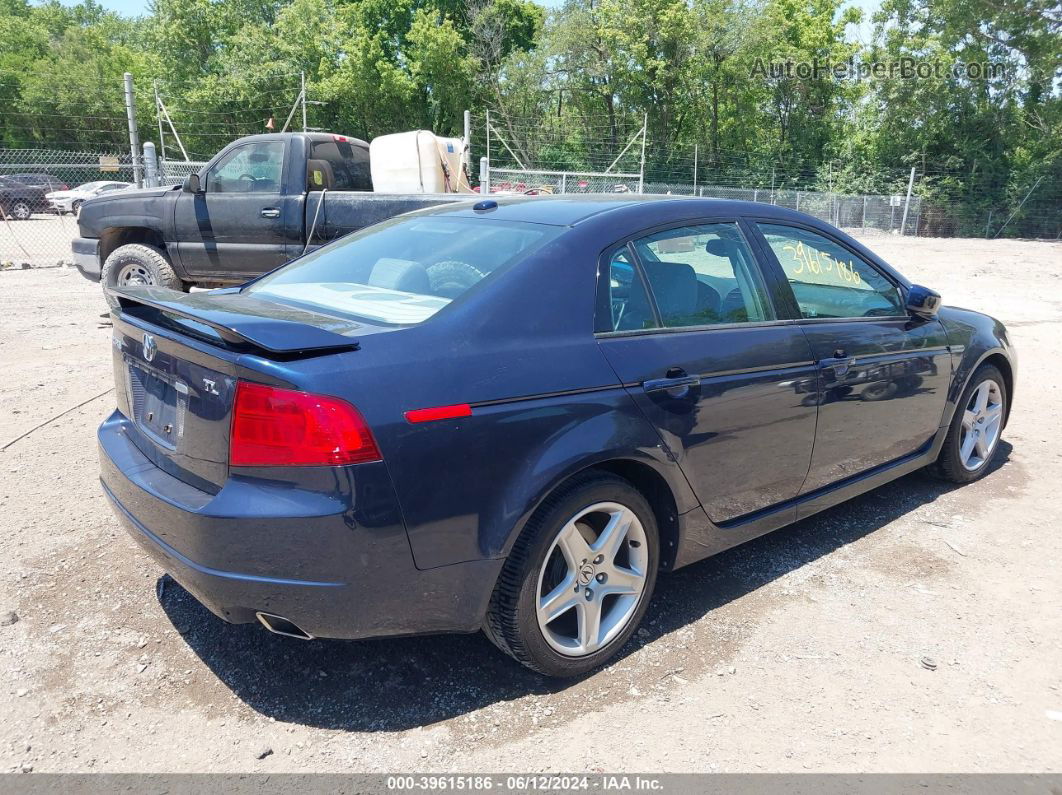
(72, 132, 465, 292)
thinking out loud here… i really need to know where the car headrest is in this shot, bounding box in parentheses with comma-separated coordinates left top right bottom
(369, 258, 431, 294)
(643, 260, 698, 318)
(307, 159, 335, 191)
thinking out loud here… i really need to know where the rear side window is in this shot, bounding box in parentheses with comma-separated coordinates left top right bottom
(757, 223, 904, 319)
(246, 216, 560, 325)
(310, 139, 372, 191)
(630, 223, 774, 328)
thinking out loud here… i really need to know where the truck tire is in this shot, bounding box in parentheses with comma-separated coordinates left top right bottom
(101, 243, 185, 307)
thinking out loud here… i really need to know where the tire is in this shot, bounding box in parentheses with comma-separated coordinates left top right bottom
(101, 243, 184, 308)
(931, 364, 1007, 483)
(6, 200, 32, 221)
(72, 200, 83, 216)
(485, 472, 659, 677)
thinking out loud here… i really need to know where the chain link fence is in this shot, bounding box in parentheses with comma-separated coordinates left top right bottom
(484, 168, 927, 235)
(159, 158, 209, 187)
(487, 168, 643, 195)
(1, 148, 140, 267)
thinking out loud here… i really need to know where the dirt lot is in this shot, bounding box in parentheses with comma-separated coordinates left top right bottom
(1, 236, 1060, 774)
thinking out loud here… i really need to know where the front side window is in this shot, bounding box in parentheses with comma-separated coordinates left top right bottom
(246, 215, 560, 325)
(757, 223, 904, 319)
(630, 223, 774, 328)
(206, 141, 284, 194)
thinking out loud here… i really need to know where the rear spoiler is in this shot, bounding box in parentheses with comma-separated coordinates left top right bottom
(112, 286, 361, 355)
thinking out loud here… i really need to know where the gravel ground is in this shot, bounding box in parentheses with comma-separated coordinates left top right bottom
(0, 236, 1060, 774)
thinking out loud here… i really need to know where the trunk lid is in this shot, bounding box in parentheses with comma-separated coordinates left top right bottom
(110, 287, 368, 491)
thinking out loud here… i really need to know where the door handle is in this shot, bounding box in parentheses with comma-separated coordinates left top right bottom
(644, 372, 701, 394)
(260, 207, 280, 218)
(818, 353, 856, 377)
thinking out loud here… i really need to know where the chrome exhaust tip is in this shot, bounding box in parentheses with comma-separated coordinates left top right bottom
(256, 611, 313, 640)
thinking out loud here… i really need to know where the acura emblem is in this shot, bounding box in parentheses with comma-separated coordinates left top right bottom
(143, 333, 157, 363)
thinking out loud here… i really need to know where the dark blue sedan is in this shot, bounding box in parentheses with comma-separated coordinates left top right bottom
(100, 197, 1015, 676)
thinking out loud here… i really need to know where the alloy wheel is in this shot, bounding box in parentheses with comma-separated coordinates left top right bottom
(959, 378, 1003, 471)
(535, 501, 649, 657)
(11, 201, 31, 220)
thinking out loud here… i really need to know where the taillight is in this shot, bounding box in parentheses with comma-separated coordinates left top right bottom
(230, 381, 380, 467)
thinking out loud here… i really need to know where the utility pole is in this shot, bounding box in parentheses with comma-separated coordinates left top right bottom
(638, 112, 647, 194)
(301, 72, 307, 132)
(153, 81, 166, 164)
(900, 166, 917, 236)
(123, 73, 143, 188)
(484, 109, 491, 194)
(692, 144, 698, 196)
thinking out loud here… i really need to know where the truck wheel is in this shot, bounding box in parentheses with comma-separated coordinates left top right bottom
(101, 243, 184, 307)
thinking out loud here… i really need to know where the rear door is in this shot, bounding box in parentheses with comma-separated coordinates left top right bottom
(750, 221, 951, 496)
(173, 139, 303, 280)
(597, 220, 819, 524)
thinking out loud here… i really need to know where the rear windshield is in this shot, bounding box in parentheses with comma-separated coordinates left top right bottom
(246, 215, 560, 324)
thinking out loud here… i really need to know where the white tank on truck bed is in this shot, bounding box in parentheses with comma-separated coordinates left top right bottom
(369, 130, 473, 194)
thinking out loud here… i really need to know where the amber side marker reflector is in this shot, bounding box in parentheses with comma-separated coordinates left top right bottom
(404, 404, 473, 424)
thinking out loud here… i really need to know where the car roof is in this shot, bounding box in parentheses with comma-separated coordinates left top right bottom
(424, 194, 818, 227)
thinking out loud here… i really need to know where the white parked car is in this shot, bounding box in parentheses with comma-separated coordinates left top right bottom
(47, 181, 132, 215)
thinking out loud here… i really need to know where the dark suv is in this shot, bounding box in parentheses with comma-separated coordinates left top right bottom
(0, 175, 56, 220)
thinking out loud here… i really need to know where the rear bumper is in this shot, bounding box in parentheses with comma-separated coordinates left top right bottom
(99, 410, 502, 640)
(72, 237, 101, 282)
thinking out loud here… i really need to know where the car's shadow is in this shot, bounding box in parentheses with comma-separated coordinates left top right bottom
(158, 444, 1011, 732)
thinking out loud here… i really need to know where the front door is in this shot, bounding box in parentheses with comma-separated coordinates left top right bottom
(752, 222, 951, 494)
(597, 221, 819, 524)
(173, 139, 300, 280)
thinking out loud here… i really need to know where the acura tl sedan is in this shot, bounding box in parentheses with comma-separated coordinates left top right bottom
(99, 197, 1014, 677)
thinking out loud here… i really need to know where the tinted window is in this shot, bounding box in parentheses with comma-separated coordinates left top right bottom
(606, 248, 655, 331)
(631, 223, 774, 328)
(247, 216, 560, 325)
(310, 139, 372, 191)
(757, 223, 904, 319)
(206, 141, 284, 194)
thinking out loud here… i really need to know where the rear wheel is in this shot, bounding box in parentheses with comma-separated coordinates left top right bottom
(72, 199, 83, 216)
(101, 243, 185, 307)
(485, 473, 659, 677)
(931, 364, 1007, 483)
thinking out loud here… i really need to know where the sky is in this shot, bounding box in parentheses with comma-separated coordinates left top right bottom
(55, 0, 880, 43)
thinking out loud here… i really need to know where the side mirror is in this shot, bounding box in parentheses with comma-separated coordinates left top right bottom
(182, 173, 202, 194)
(906, 284, 941, 319)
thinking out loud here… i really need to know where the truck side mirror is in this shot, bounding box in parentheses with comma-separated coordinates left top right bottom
(906, 284, 941, 319)
(182, 173, 202, 194)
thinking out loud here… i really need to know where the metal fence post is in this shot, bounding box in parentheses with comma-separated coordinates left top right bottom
(480, 157, 489, 194)
(142, 142, 159, 188)
(123, 73, 143, 188)
(900, 166, 916, 235)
